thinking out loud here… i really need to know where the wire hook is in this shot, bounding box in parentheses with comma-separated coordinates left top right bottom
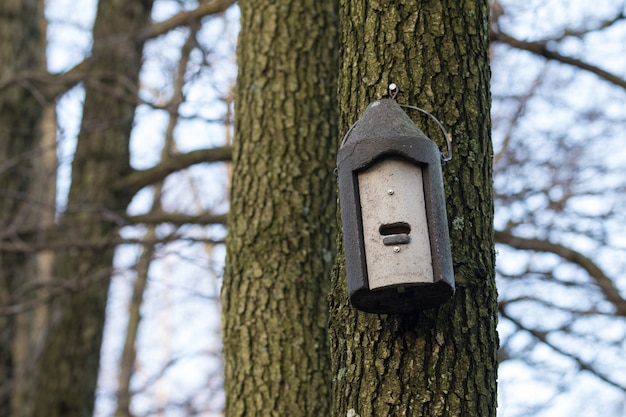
(400, 104, 453, 164)
(339, 84, 453, 165)
(388, 83, 399, 100)
(389, 83, 453, 164)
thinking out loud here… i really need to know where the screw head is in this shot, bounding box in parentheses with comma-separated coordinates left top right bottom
(393, 246, 401, 253)
(387, 189, 394, 195)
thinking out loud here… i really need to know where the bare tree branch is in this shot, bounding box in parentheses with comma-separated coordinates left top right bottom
(0, 234, 225, 254)
(495, 229, 626, 316)
(139, 0, 237, 40)
(500, 307, 626, 391)
(0, 57, 88, 99)
(1, 209, 226, 256)
(113, 146, 233, 195)
(546, 11, 626, 43)
(492, 70, 545, 166)
(491, 30, 626, 91)
(0, 0, 237, 101)
(115, 24, 204, 415)
(124, 211, 227, 227)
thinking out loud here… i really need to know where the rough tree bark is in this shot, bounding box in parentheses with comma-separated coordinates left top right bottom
(221, 0, 338, 415)
(330, 1, 498, 416)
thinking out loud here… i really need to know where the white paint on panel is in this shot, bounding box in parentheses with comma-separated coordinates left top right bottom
(357, 158, 433, 289)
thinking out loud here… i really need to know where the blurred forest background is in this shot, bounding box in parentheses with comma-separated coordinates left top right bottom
(1, 0, 625, 416)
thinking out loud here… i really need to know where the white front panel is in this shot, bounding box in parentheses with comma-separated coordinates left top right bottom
(357, 158, 433, 289)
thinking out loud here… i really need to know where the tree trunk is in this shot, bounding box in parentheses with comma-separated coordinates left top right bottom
(330, 1, 497, 416)
(26, 2, 153, 416)
(0, 0, 47, 414)
(221, 0, 338, 415)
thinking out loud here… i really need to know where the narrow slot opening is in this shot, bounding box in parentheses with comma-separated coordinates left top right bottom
(379, 222, 411, 236)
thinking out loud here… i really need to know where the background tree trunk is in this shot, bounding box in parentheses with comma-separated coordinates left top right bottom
(330, 1, 497, 416)
(221, 0, 338, 415)
(0, 0, 47, 413)
(26, 2, 153, 416)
